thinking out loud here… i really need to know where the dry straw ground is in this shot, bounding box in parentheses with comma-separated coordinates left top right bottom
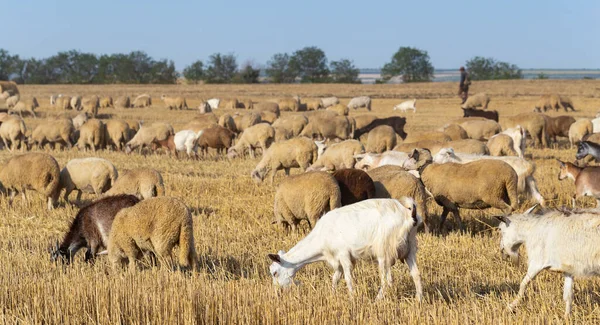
(2, 80, 600, 324)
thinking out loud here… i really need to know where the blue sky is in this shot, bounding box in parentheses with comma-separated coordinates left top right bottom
(4, 0, 599, 70)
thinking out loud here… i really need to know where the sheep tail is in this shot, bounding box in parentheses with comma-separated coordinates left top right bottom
(178, 211, 198, 271)
(506, 175, 519, 210)
(330, 189, 342, 211)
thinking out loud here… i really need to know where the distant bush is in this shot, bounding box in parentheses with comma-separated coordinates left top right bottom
(536, 73, 549, 80)
(583, 76, 595, 80)
(466, 56, 522, 80)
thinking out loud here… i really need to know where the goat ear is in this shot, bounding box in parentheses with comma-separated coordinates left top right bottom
(409, 149, 419, 160)
(556, 159, 565, 167)
(495, 215, 510, 224)
(524, 204, 538, 215)
(268, 253, 281, 264)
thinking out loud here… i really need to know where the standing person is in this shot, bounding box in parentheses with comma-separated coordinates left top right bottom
(458, 66, 470, 104)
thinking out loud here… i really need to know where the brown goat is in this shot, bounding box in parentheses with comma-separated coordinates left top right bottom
(151, 134, 176, 157)
(197, 126, 235, 155)
(51, 195, 141, 263)
(332, 169, 376, 206)
(353, 116, 407, 140)
(558, 160, 600, 208)
(462, 108, 499, 122)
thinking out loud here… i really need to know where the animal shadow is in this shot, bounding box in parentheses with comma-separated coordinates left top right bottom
(198, 254, 251, 280)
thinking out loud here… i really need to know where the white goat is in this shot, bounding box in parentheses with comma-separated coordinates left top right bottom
(434, 148, 545, 206)
(497, 125, 526, 158)
(393, 99, 417, 113)
(207, 98, 220, 109)
(268, 198, 423, 300)
(498, 207, 600, 316)
(354, 151, 421, 178)
(314, 140, 326, 160)
(174, 130, 204, 159)
(592, 116, 600, 133)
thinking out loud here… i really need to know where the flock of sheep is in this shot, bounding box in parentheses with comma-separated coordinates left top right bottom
(3, 78, 600, 316)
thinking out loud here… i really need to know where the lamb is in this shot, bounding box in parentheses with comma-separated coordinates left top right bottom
(502, 113, 548, 148)
(366, 125, 397, 153)
(11, 97, 39, 118)
(151, 134, 176, 156)
(268, 198, 422, 301)
(233, 112, 262, 133)
(104, 119, 131, 151)
(251, 137, 318, 184)
(197, 126, 235, 155)
(51, 195, 141, 264)
(272, 171, 342, 230)
(353, 116, 407, 140)
(218, 113, 237, 133)
(29, 119, 74, 150)
(253, 102, 280, 117)
(347, 96, 371, 111)
(332, 169, 375, 206)
(161, 95, 188, 110)
(104, 168, 165, 199)
(278, 98, 300, 112)
(461, 93, 490, 109)
(303, 98, 323, 111)
(0, 153, 60, 210)
(108, 197, 197, 271)
(99, 96, 114, 108)
(300, 115, 354, 141)
(368, 165, 430, 231)
(59, 158, 118, 204)
(570, 119, 594, 148)
(125, 123, 174, 153)
(326, 104, 349, 116)
(115, 96, 130, 109)
(403, 148, 518, 231)
(557, 159, 600, 208)
(81, 95, 100, 117)
(487, 134, 518, 156)
(393, 99, 417, 113)
(307, 139, 364, 171)
(70, 96, 82, 110)
(0, 115, 27, 151)
(497, 209, 600, 316)
(76, 119, 105, 152)
(433, 148, 545, 206)
(439, 123, 468, 140)
(173, 130, 203, 159)
(227, 123, 274, 159)
(462, 108, 498, 122)
(320, 96, 339, 108)
(72, 113, 88, 130)
(132, 94, 152, 108)
(459, 119, 501, 140)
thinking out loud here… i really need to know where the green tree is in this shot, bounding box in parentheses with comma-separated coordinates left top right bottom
(330, 59, 360, 83)
(0, 49, 21, 80)
(183, 60, 204, 84)
(150, 59, 178, 84)
(265, 53, 297, 83)
(236, 62, 260, 84)
(289, 46, 330, 83)
(204, 53, 238, 84)
(465, 56, 522, 80)
(381, 47, 434, 82)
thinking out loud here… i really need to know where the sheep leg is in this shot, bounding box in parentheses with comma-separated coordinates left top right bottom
(63, 189, 71, 205)
(248, 146, 256, 159)
(284, 168, 290, 176)
(509, 265, 543, 312)
(76, 191, 82, 204)
(2, 137, 11, 152)
(439, 207, 450, 232)
(453, 208, 466, 232)
(563, 274, 574, 316)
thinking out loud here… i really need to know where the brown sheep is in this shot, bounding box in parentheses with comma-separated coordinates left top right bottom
(502, 113, 548, 148)
(542, 115, 575, 145)
(259, 111, 278, 124)
(81, 95, 100, 117)
(462, 108, 499, 122)
(197, 126, 235, 155)
(461, 93, 491, 109)
(353, 116, 407, 140)
(332, 169, 376, 206)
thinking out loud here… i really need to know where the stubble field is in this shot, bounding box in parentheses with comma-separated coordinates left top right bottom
(1, 80, 600, 324)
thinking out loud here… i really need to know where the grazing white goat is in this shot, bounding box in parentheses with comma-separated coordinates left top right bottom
(354, 151, 409, 170)
(497, 125, 526, 158)
(174, 130, 204, 159)
(393, 99, 417, 113)
(268, 198, 423, 300)
(207, 98, 220, 109)
(434, 148, 545, 206)
(498, 207, 600, 316)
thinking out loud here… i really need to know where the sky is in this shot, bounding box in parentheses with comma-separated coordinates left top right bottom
(3, 0, 599, 70)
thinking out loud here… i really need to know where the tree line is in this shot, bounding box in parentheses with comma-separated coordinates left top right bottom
(0, 47, 522, 85)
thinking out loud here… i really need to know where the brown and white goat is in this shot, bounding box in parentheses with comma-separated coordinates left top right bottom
(557, 160, 600, 208)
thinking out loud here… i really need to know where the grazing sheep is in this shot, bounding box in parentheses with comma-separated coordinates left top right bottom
(543, 115, 575, 145)
(60, 158, 118, 204)
(30, 119, 74, 150)
(233, 112, 262, 133)
(125, 124, 174, 153)
(251, 137, 318, 184)
(307, 139, 364, 171)
(253, 102, 281, 117)
(460, 119, 501, 140)
(326, 104, 349, 116)
(393, 140, 444, 155)
(497, 209, 600, 316)
(115, 96, 130, 109)
(161, 95, 188, 110)
(366, 125, 397, 153)
(99, 96, 114, 108)
(503, 113, 548, 148)
(227, 123, 274, 159)
(393, 99, 416, 113)
(184, 114, 218, 132)
(108, 197, 197, 271)
(76, 119, 105, 152)
(104, 119, 131, 151)
(243, 99, 253, 109)
(104, 168, 165, 200)
(461, 93, 490, 109)
(70, 96, 82, 111)
(306, 110, 339, 122)
(259, 110, 278, 124)
(218, 113, 237, 133)
(445, 139, 490, 155)
(462, 108, 499, 122)
(273, 171, 341, 230)
(300, 115, 354, 141)
(332, 169, 375, 206)
(278, 98, 300, 112)
(198, 101, 212, 113)
(406, 131, 451, 143)
(272, 115, 308, 142)
(268, 198, 422, 300)
(51, 195, 141, 264)
(570, 119, 593, 148)
(53, 95, 72, 110)
(11, 97, 38, 118)
(72, 113, 89, 130)
(0, 81, 19, 96)
(197, 126, 235, 155)
(498, 126, 526, 158)
(0, 115, 27, 151)
(173, 130, 203, 159)
(347, 96, 372, 111)
(132, 94, 152, 108)
(368, 165, 430, 232)
(353, 116, 407, 140)
(220, 98, 239, 109)
(403, 148, 518, 231)
(81, 95, 100, 117)
(5, 94, 19, 108)
(303, 98, 323, 111)
(534, 94, 575, 112)
(0, 153, 60, 210)
(487, 134, 518, 156)
(320, 96, 339, 108)
(439, 124, 468, 141)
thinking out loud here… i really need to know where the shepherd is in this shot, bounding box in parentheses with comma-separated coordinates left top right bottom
(458, 66, 470, 104)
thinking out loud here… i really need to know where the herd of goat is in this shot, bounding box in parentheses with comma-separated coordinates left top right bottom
(3, 79, 600, 316)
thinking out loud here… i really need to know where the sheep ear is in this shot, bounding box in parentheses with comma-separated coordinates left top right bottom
(524, 204, 538, 215)
(268, 253, 281, 264)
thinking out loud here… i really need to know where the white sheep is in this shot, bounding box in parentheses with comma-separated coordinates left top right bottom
(393, 99, 417, 113)
(268, 198, 422, 300)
